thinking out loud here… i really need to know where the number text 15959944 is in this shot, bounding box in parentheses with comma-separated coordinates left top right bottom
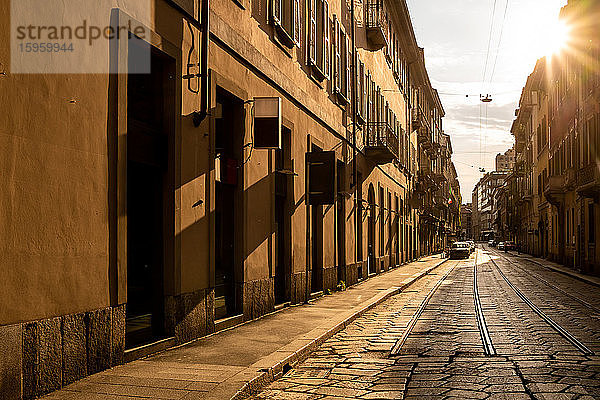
(18, 42, 74, 53)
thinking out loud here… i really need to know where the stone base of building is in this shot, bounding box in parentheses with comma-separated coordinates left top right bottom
(165, 289, 215, 344)
(243, 278, 275, 322)
(0, 305, 125, 400)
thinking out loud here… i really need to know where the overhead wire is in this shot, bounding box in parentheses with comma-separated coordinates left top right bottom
(488, 0, 510, 91)
(481, 0, 498, 93)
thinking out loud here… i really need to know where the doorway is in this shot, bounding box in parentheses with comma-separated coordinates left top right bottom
(214, 88, 244, 320)
(368, 184, 376, 275)
(395, 196, 400, 266)
(126, 44, 174, 347)
(311, 144, 324, 293)
(336, 161, 346, 284)
(356, 172, 363, 280)
(274, 127, 292, 305)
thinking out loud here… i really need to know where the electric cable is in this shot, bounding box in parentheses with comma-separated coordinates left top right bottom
(481, 0, 498, 92)
(488, 0, 510, 91)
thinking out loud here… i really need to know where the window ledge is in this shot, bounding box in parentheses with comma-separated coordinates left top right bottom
(309, 63, 327, 82)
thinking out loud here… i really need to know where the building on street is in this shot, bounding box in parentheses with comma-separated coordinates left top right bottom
(0, 0, 461, 398)
(460, 203, 473, 240)
(495, 147, 515, 172)
(509, 0, 600, 274)
(472, 171, 508, 241)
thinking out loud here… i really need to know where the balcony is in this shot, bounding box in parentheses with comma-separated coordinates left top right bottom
(520, 185, 533, 203)
(417, 127, 432, 150)
(432, 170, 446, 184)
(565, 167, 577, 189)
(364, 121, 399, 163)
(418, 163, 437, 189)
(411, 108, 423, 132)
(434, 193, 447, 210)
(543, 175, 566, 205)
(407, 194, 423, 209)
(577, 163, 600, 199)
(365, 0, 389, 50)
(426, 142, 439, 159)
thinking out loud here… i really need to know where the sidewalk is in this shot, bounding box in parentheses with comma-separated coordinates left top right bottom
(43, 255, 447, 400)
(505, 251, 600, 287)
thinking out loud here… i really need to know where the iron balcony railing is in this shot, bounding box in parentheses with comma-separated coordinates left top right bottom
(365, 121, 399, 160)
(578, 163, 598, 187)
(365, 0, 389, 49)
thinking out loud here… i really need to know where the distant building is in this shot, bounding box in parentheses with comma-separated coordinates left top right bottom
(495, 147, 515, 172)
(460, 203, 473, 239)
(472, 171, 509, 240)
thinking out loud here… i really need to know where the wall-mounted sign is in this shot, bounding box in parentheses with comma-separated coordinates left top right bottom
(253, 97, 281, 149)
(306, 151, 336, 205)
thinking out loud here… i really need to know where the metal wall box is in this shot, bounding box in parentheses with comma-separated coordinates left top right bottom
(306, 151, 336, 205)
(253, 97, 281, 149)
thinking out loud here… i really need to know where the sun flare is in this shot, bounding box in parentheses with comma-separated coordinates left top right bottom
(540, 18, 571, 57)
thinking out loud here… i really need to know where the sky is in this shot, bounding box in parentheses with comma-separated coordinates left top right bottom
(405, 0, 568, 202)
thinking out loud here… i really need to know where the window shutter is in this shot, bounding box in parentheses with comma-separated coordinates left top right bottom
(363, 69, 368, 120)
(345, 36, 351, 100)
(333, 17, 341, 93)
(377, 87, 382, 125)
(309, 0, 317, 65)
(356, 59, 363, 118)
(367, 73, 373, 125)
(272, 0, 282, 25)
(323, 0, 330, 79)
(293, 0, 301, 46)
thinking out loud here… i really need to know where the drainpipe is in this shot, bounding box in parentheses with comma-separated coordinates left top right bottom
(351, 0, 358, 278)
(193, 0, 210, 126)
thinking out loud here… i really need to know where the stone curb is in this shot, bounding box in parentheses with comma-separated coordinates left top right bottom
(230, 257, 450, 400)
(508, 252, 600, 288)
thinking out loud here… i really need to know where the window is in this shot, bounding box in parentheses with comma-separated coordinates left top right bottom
(333, 17, 349, 102)
(308, 0, 330, 79)
(272, 0, 301, 47)
(356, 58, 366, 123)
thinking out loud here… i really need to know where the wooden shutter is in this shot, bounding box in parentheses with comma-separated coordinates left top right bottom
(309, 0, 317, 65)
(345, 35, 351, 100)
(356, 58, 363, 118)
(333, 16, 341, 93)
(293, 0, 301, 46)
(323, 0, 330, 79)
(306, 151, 337, 205)
(367, 73, 373, 125)
(363, 68, 368, 121)
(272, 0, 282, 25)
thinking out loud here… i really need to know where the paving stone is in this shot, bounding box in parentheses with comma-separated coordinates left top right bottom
(249, 251, 600, 400)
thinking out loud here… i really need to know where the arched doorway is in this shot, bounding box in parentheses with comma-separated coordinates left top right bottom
(368, 184, 376, 275)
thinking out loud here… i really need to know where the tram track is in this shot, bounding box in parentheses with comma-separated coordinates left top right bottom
(390, 250, 498, 357)
(473, 247, 496, 356)
(389, 260, 460, 356)
(491, 249, 600, 314)
(486, 251, 595, 356)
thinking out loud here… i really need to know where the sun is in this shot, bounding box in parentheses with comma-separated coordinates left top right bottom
(540, 18, 571, 57)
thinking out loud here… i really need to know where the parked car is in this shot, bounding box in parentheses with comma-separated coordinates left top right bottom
(449, 242, 471, 259)
(497, 242, 506, 250)
(467, 240, 475, 253)
(505, 241, 517, 251)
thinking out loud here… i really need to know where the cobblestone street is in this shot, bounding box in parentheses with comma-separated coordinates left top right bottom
(252, 247, 600, 400)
